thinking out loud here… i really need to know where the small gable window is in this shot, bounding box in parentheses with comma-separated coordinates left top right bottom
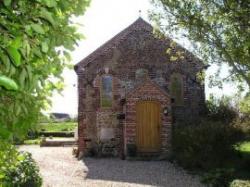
(170, 73, 184, 106)
(100, 75, 113, 107)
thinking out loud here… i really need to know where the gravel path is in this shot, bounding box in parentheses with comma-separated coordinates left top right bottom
(19, 146, 205, 187)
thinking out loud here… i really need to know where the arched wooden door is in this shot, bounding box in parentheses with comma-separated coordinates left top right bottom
(136, 101, 161, 152)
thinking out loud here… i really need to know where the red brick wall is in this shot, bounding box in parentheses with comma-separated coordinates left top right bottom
(75, 19, 205, 158)
(125, 79, 172, 156)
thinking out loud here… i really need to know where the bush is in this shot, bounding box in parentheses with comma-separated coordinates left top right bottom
(206, 97, 238, 123)
(0, 143, 42, 187)
(239, 94, 250, 117)
(235, 141, 250, 170)
(0, 143, 18, 176)
(230, 180, 250, 187)
(234, 119, 250, 139)
(202, 168, 235, 187)
(27, 130, 39, 139)
(172, 119, 244, 170)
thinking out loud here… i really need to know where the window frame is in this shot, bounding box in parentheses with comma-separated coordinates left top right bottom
(100, 74, 114, 108)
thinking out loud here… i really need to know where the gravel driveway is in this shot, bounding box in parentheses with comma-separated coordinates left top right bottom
(19, 146, 205, 187)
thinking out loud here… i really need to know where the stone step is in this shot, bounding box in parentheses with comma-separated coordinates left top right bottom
(40, 138, 77, 147)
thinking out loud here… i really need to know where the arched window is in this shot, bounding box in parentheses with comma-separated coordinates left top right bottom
(170, 73, 184, 106)
(100, 75, 113, 107)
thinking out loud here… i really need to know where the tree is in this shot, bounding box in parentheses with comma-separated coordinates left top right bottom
(0, 0, 90, 140)
(150, 0, 250, 89)
(239, 93, 250, 115)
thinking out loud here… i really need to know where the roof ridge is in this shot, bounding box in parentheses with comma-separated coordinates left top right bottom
(75, 18, 152, 69)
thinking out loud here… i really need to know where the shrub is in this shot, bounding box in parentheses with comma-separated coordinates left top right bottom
(235, 141, 250, 170)
(0, 143, 18, 177)
(230, 180, 250, 187)
(0, 143, 42, 187)
(202, 168, 235, 187)
(13, 136, 24, 145)
(172, 119, 244, 170)
(206, 96, 238, 123)
(239, 94, 250, 117)
(234, 119, 250, 139)
(27, 130, 39, 139)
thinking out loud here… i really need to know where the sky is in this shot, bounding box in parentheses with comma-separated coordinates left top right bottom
(50, 0, 239, 116)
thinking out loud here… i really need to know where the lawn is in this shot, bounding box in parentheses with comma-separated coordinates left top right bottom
(37, 122, 77, 132)
(23, 122, 77, 145)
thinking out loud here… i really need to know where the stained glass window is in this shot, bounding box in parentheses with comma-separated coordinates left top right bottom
(101, 75, 113, 107)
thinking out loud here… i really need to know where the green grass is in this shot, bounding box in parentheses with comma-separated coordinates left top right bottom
(24, 139, 41, 145)
(37, 122, 77, 132)
(22, 122, 77, 145)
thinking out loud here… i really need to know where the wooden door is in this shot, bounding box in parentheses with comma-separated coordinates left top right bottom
(136, 101, 161, 152)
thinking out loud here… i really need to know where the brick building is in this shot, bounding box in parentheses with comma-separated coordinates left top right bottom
(74, 18, 205, 159)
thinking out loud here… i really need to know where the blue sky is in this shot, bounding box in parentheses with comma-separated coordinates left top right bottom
(50, 0, 239, 115)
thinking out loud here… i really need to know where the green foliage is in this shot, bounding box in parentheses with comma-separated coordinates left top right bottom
(2, 153, 42, 186)
(0, 0, 90, 140)
(21, 122, 76, 143)
(202, 168, 235, 187)
(0, 142, 42, 186)
(37, 122, 77, 132)
(236, 141, 250, 170)
(6, 46, 21, 66)
(240, 94, 250, 116)
(236, 119, 250, 137)
(172, 97, 250, 186)
(206, 95, 238, 123)
(0, 3, 89, 185)
(237, 142, 250, 153)
(172, 119, 243, 170)
(230, 180, 250, 187)
(0, 75, 18, 90)
(24, 139, 41, 145)
(0, 142, 18, 178)
(150, 0, 250, 88)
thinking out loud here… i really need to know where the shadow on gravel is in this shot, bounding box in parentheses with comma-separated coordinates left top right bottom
(83, 158, 204, 187)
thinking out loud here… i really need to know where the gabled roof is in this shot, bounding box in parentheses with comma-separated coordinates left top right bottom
(74, 17, 205, 73)
(75, 18, 152, 69)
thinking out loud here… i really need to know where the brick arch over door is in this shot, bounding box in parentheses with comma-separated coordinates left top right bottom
(125, 79, 172, 156)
